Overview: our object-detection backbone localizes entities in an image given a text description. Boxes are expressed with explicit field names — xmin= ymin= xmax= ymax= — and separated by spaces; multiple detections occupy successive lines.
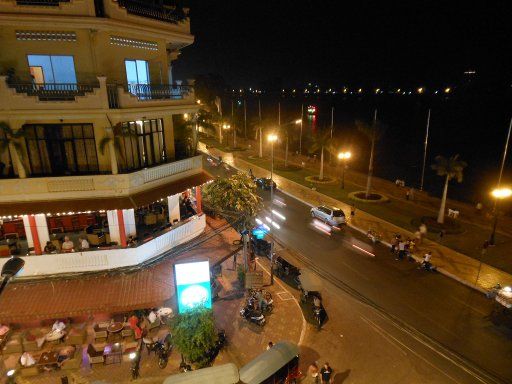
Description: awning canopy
xmin=0 ymin=172 xmax=212 ymax=216
xmin=239 ymin=342 xmax=300 ymax=384
xmin=163 ymin=363 xmax=239 ymax=384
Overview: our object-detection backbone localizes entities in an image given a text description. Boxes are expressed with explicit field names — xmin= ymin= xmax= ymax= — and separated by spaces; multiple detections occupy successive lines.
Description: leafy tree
xmin=431 ymin=154 xmax=467 ymax=224
xmin=0 ymin=122 xmax=27 ymax=178
xmin=98 ymin=120 xmax=137 ymax=174
xmin=203 ymin=172 xmax=262 ymax=231
xmin=356 ymin=111 xmax=384 ymax=198
xmin=170 ymin=306 xmax=218 ymax=368
xmin=309 ymin=131 xmax=333 ymax=180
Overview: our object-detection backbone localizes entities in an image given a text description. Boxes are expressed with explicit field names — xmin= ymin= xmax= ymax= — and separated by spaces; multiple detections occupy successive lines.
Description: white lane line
xmin=360 ymin=315 xmax=464 ymax=384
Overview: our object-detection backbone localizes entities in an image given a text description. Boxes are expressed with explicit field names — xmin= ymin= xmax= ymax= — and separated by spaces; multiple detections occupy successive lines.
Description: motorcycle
xmin=204 ymin=330 xmax=227 ymax=365
xmin=418 ymin=260 xmax=437 ymax=272
xmin=367 ymin=229 xmax=381 ymax=244
xmin=240 ymin=306 xmax=266 ymax=326
xmin=312 ymin=295 xmax=324 ymax=330
xmin=247 ymin=290 xmax=274 ymax=313
xmin=147 ymin=334 xmax=173 ymax=369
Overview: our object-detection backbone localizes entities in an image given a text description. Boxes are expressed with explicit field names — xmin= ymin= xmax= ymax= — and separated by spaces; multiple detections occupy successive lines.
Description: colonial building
xmin=0 ymin=0 xmax=210 ymax=276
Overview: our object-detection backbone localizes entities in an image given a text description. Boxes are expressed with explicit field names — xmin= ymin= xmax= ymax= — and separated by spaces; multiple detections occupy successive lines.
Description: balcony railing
xmin=126 ymin=83 xmax=192 ymax=101
xmin=116 ymin=0 xmax=188 ymax=24
xmin=9 ymin=83 xmax=98 ymax=101
xmin=16 ymin=0 xmax=70 ymax=5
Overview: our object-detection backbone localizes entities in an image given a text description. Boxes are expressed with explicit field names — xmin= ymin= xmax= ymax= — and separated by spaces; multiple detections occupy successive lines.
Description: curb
xmin=255 ymin=258 xmax=308 ymax=347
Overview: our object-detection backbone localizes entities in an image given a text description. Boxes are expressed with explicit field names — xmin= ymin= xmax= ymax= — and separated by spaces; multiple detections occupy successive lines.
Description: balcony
xmin=115 ymin=0 xmax=188 ymax=24
xmin=8 ymin=82 xmax=98 ymax=101
xmin=0 ymin=76 xmax=195 ymax=111
xmin=16 ymin=0 xmax=70 ymax=5
xmin=108 ymin=83 xmax=194 ymax=109
xmin=0 ymin=155 xmax=204 ymax=204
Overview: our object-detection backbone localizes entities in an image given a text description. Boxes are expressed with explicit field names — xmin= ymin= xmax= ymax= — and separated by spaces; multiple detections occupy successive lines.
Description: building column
xmin=107 ymin=209 xmax=131 ymax=247
xmin=123 ymin=209 xmax=137 ymax=239
xmin=168 ymin=194 xmax=180 ymax=224
xmin=35 ymin=214 xmax=50 ymax=251
xmin=23 ymin=215 xmax=41 ymax=255
xmin=195 ymin=186 xmax=202 ymax=214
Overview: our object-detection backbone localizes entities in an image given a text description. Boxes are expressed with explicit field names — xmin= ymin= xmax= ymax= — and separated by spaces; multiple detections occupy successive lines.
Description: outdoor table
xmin=104 ymin=343 xmax=122 ymax=365
xmin=37 ymin=351 xmax=59 ymax=369
xmin=107 ymin=322 xmax=124 ymax=333
xmin=46 ymin=329 xmax=66 ymax=342
xmin=107 ymin=322 xmax=124 ymax=342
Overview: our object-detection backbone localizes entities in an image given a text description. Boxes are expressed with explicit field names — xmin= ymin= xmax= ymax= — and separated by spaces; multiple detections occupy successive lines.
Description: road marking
xmin=360 ymin=315 xmax=408 ymax=356
xmin=360 ymin=315 xmax=464 ymax=384
xmin=449 ymin=296 xmax=488 ymax=316
xmin=351 ymin=244 xmax=376 ymax=257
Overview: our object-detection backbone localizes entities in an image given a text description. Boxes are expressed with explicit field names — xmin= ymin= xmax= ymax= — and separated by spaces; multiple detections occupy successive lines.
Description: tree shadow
xmin=333 ymin=369 xmax=351 ymax=383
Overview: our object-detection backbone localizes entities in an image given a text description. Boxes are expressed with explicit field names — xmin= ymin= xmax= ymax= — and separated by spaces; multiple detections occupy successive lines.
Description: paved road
xmin=259 ymin=188 xmax=512 ymax=383
xmin=204 ymin=157 xmax=512 ymax=383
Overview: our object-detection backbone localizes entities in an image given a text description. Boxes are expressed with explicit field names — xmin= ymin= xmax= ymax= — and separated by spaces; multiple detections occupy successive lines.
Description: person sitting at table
xmin=78 ymin=236 xmax=90 ymax=250
xmin=44 ymin=241 xmax=57 ymax=254
xmin=52 ymin=319 xmax=66 ymax=332
xmin=57 ymin=345 xmax=75 ymax=367
xmin=61 ymin=236 xmax=74 ymax=252
xmin=20 ymin=351 xmax=36 ymax=367
xmin=127 ymin=235 xmax=137 ymax=247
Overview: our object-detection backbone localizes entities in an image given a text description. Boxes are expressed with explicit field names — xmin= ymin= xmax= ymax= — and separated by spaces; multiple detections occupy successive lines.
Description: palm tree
xmin=431 ymin=154 xmax=467 ymax=224
xmin=309 ymin=131 xmax=333 ymax=181
xmin=0 ymin=122 xmax=27 ymax=178
xmin=356 ymin=110 xmax=383 ymax=198
xmin=184 ymin=110 xmax=217 ymax=156
xmin=98 ymin=120 xmax=137 ymax=174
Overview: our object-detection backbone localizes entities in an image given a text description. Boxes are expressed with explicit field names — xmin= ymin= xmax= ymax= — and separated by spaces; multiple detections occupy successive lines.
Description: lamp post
xmin=222 ymin=123 xmax=231 ymax=147
xmin=268 ymin=133 xmax=278 ymax=285
xmin=0 ymin=256 xmax=25 ymax=297
xmin=489 ymin=187 xmax=512 ymax=245
xmin=337 ymin=151 xmax=352 ymax=189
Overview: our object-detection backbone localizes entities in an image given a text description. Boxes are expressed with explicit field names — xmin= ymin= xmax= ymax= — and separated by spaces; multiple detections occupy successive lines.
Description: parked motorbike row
xmin=239 ymin=289 xmax=274 ymax=326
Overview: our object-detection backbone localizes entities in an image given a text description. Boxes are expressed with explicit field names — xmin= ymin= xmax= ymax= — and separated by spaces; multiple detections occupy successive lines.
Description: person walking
xmin=438 ymin=229 xmax=446 ymax=243
xmin=405 ymin=189 xmax=410 ymax=200
xmin=390 ymin=236 xmax=398 ymax=254
xmin=350 ymin=203 xmax=356 ymax=217
xmin=397 ymin=239 xmax=406 ymax=261
xmin=308 ymin=362 xmax=320 ymax=384
xmin=320 ymin=362 xmax=333 ymax=384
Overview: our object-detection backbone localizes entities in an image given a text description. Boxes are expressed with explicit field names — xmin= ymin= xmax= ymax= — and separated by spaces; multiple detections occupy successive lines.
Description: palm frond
xmin=0 ymin=139 xmax=9 ymax=156
xmin=114 ymin=137 xmax=125 ymax=163
xmin=0 ymin=122 xmax=14 ymax=137
xmin=98 ymin=136 xmax=111 ymax=155
xmin=12 ymin=141 xmax=24 ymax=162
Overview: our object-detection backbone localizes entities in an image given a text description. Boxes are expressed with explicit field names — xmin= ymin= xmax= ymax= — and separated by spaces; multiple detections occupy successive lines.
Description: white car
xmin=310 ymin=205 xmax=346 ymax=226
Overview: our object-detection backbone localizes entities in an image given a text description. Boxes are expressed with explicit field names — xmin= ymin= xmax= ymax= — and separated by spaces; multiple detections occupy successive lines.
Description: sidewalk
xmin=203 ymin=143 xmax=512 ymax=292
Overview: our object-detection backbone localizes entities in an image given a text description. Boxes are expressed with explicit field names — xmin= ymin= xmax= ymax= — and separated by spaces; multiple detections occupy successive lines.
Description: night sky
xmin=174 ymin=1 xmax=511 ymax=87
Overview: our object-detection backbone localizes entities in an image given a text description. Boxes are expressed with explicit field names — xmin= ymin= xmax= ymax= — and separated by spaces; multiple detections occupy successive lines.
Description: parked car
xmin=255 ymin=177 xmax=277 ymax=190
xmin=310 ymin=206 xmax=346 ymax=226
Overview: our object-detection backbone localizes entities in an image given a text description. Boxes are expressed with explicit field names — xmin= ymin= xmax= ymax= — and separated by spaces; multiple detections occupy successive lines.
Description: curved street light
xmin=0 ymin=256 xmax=25 ymax=297
xmin=489 ymin=187 xmax=512 ymax=245
xmin=337 ymin=151 xmax=352 ymax=189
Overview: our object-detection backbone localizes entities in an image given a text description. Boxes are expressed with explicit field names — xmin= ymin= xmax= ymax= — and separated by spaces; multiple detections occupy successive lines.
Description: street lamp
xmin=489 ymin=187 xmax=512 ymax=245
xmin=0 ymin=256 xmax=25 ymax=297
xmin=222 ymin=123 xmax=231 ymax=147
xmin=295 ymin=119 xmax=303 ymax=156
xmin=267 ymin=133 xmax=278 ymax=285
xmin=337 ymin=151 xmax=352 ymax=189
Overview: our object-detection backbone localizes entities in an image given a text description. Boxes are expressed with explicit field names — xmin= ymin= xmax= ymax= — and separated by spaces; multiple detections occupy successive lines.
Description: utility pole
xmin=231 ymin=99 xmax=236 ymax=148
xmin=244 ymin=99 xmax=247 ymax=139
xmin=329 ymin=106 xmax=334 ymax=163
xmin=258 ymin=98 xmax=263 ymax=158
xmin=420 ymin=109 xmax=431 ymax=191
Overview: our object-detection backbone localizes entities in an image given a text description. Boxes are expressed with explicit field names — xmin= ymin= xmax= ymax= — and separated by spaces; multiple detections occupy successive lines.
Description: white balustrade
xmin=1 ymin=214 xmax=206 ymax=278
